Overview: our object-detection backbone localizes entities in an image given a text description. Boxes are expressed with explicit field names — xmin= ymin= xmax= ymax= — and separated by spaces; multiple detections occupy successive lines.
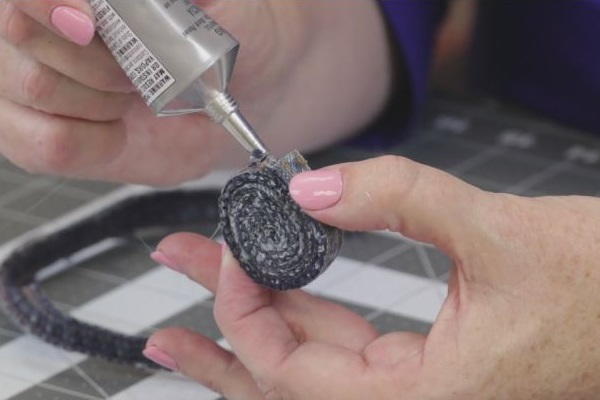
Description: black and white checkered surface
xmin=0 ymin=96 xmax=599 ymax=399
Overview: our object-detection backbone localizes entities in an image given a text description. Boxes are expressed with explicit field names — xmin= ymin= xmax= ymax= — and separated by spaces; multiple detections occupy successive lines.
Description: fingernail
xmin=289 ymin=169 xmax=343 ymax=211
xmin=50 ymin=6 xmax=95 ymax=46
xmin=143 ymin=345 xmax=179 ymax=371
xmin=151 ymin=251 xmax=183 ymax=273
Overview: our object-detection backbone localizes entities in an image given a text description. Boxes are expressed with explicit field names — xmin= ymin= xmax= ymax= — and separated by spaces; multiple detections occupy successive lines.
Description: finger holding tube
xmin=6 ymin=0 xmax=95 ymax=46
xmin=0 ymin=38 xmax=134 ymax=121
xmin=0 ymin=1 xmax=133 ymax=93
xmin=0 ymin=97 xmax=125 ymax=176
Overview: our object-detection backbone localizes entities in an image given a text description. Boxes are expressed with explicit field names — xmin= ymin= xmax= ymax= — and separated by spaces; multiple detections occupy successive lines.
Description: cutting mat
xmin=0 ymin=95 xmax=598 ymax=400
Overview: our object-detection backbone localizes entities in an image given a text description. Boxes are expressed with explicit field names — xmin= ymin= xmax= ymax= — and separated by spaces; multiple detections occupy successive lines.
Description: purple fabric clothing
xmin=378 ymin=0 xmax=446 ymax=118
xmin=349 ymin=0 xmax=445 ymax=148
xmin=353 ymin=0 xmax=600 ymax=147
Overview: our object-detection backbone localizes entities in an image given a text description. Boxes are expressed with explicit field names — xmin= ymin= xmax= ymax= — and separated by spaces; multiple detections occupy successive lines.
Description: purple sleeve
xmin=380 ymin=0 xmax=445 ymax=116
xmin=349 ymin=0 xmax=446 ymax=148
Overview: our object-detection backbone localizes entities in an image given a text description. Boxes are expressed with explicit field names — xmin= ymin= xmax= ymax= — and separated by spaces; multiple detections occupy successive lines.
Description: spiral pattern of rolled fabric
xmin=219 ymin=151 xmax=343 ymax=290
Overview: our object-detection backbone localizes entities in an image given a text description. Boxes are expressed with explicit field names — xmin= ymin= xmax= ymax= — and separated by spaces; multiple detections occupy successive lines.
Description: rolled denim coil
xmin=219 ymin=151 xmax=343 ymax=290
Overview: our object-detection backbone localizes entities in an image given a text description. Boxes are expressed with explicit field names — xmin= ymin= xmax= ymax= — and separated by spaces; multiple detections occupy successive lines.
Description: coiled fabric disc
xmin=219 ymin=151 xmax=343 ymax=290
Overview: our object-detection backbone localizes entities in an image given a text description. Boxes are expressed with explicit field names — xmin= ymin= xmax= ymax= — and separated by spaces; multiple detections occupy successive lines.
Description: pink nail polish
xmin=151 ymin=251 xmax=183 ymax=273
xmin=50 ymin=6 xmax=95 ymax=46
xmin=289 ymin=169 xmax=343 ymax=211
xmin=143 ymin=345 xmax=179 ymax=371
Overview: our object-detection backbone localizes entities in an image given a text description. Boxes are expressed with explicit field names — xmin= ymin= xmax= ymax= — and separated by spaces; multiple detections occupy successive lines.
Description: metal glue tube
xmin=89 ymin=0 xmax=268 ymax=156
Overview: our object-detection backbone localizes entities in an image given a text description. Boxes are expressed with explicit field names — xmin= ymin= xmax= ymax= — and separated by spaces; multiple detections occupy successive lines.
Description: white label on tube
xmin=90 ymin=0 xmax=176 ymax=105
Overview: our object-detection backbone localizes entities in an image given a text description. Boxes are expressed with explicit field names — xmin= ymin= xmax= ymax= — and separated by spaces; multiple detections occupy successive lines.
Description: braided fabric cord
xmin=220 ymin=151 xmax=343 ymax=290
xmin=0 ymin=151 xmax=342 ymax=367
xmin=0 ymin=190 xmax=220 ymax=369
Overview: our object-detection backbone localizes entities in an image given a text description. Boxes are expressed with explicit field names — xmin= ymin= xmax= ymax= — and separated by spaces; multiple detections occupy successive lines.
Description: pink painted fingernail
xmin=289 ymin=169 xmax=343 ymax=211
xmin=151 ymin=251 xmax=183 ymax=273
xmin=50 ymin=6 xmax=95 ymax=46
xmin=143 ymin=345 xmax=179 ymax=371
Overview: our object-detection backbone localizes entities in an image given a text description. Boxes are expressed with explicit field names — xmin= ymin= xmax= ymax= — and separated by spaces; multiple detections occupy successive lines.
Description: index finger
xmin=11 ymin=0 xmax=95 ymax=46
xmin=213 ymin=245 xmax=300 ymax=378
xmin=214 ymin=246 xmax=378 ymax=399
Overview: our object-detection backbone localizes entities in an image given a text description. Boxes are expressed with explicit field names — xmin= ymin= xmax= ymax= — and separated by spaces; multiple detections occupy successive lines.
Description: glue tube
xmin=90 ymin=0 xmax=268 ymax=156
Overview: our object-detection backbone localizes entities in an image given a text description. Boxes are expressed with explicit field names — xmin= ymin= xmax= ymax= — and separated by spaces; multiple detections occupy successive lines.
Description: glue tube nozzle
xmin=205 ymin=92 xmax=269 ymax=157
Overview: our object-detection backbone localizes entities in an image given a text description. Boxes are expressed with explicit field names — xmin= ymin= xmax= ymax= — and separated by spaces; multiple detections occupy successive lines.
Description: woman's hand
xmin=147 ymin=235 xmax=384 ymax=399
xmin=146 ymin=155 xmax=600 ymax=399
xmin=0 ymin=0 xmax=391 ymax=185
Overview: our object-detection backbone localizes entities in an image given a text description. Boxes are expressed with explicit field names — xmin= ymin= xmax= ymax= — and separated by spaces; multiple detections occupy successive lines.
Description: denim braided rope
xmin=0 ymin=151 xmax=342 ymax=368
xmin=220 ymin=151 xmax=343 ymax=290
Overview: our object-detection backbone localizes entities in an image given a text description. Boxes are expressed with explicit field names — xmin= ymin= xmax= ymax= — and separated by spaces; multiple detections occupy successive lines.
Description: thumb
xmin=290 ymin=155 xmax=491 ymax=253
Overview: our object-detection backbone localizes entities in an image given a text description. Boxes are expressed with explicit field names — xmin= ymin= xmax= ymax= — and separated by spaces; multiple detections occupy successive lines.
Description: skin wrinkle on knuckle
xmin=34 ymin=120 xmax=78 ymax=174
xmin=374 ymin=155 xmax=420 ymax=231
xmin=0 ymin=3 xmax=31 ymax=46
xmin=21 ymin=61 xmax=60 ymax=107
xmin=215 ymin=285 xmax=271 ymax=327
xmin=287 ymin=321 xmax=307 ymax=345
xmin=227 ymin=307 xmax=270 ymax=339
